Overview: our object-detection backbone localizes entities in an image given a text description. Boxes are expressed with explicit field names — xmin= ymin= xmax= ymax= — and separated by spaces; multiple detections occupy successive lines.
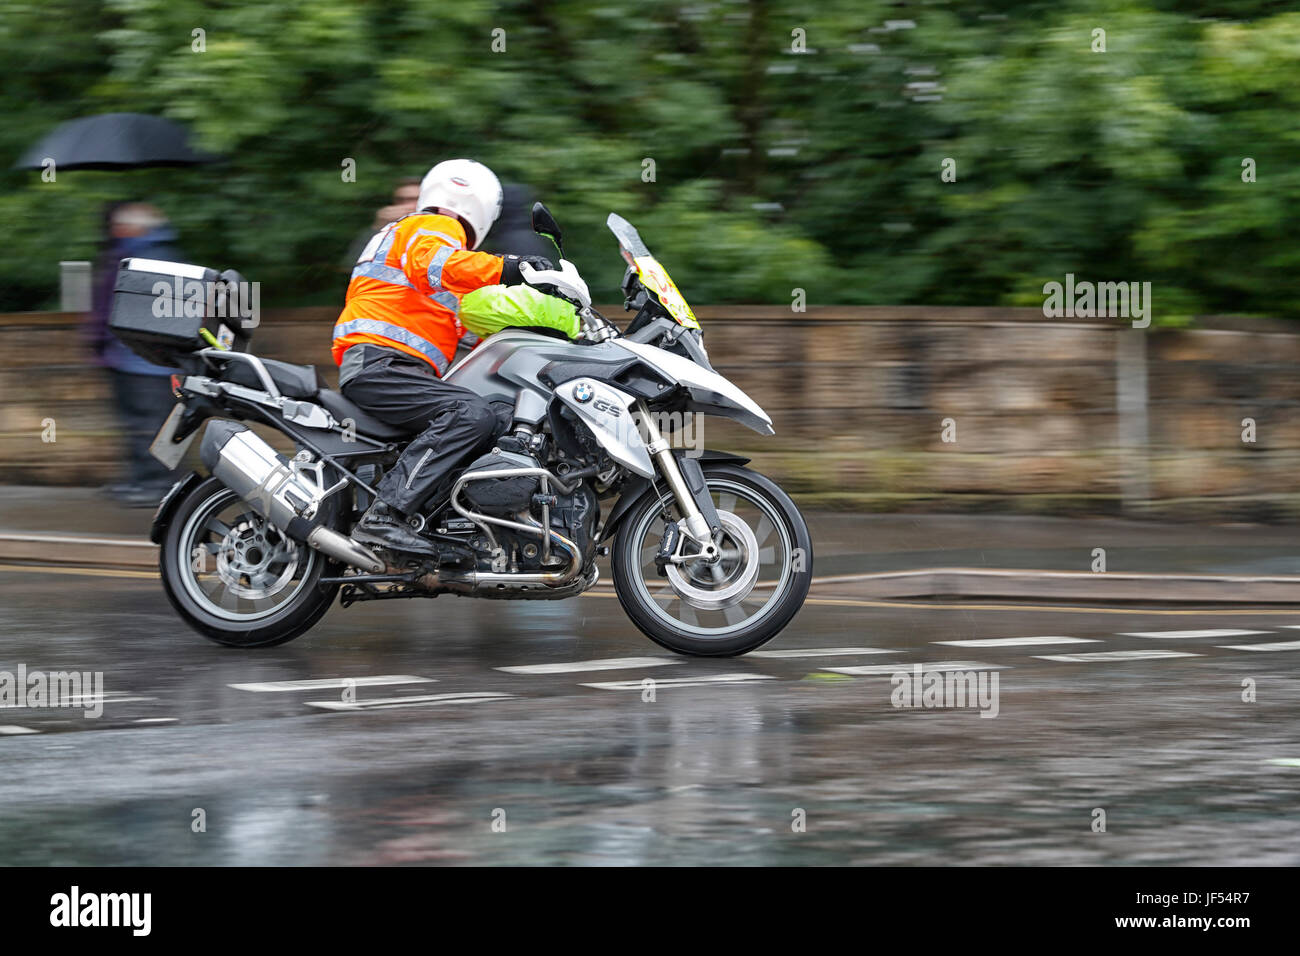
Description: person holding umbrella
xmin=85 ymin=202 xmax=184 ymax=505
xmin=16 ymin=113 xmax=213 ymax=505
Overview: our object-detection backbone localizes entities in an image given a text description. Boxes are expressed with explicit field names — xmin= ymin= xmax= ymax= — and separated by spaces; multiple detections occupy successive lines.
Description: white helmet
xmin=417 ymin=159 xmax=503 ymax=249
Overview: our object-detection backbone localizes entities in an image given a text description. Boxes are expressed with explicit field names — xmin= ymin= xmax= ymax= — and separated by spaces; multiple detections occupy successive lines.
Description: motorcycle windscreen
xmin=607 ymin=213 xmax=700 ymax=330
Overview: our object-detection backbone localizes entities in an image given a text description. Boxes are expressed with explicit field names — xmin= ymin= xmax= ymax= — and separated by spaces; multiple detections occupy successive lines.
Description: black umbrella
xmin=13 ymin=112 xmax=215 ymax=171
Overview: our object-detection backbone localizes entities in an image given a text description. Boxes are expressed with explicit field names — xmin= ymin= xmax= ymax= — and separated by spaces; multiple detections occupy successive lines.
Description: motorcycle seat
xmin=315 ymin=388 xmax=413 ymax=441
xmin=221 ymin=356 xmax=323 ymax=399
xmin=215 ymin=355 xmax=411 ymax=441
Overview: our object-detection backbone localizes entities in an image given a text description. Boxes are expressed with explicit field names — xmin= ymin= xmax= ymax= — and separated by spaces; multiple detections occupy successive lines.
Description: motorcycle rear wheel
xmin=159 ymin=476 xmax=340 ymax=647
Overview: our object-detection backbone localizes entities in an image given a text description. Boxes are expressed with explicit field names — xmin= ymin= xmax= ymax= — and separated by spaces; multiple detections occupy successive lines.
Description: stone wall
xmin=2 ymin=305 xmax=1297 ymax=519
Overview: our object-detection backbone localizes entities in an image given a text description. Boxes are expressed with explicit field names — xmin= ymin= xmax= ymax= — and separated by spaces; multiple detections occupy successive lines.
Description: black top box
xmin=109 ymin=258 xmax=254 ymax=367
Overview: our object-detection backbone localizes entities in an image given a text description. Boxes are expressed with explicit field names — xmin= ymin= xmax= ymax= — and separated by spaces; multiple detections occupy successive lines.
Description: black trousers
xmin=109 ymin=370 xmax=179 ymax=488
xmin=341 ymin=347 xmax=500 ymax=514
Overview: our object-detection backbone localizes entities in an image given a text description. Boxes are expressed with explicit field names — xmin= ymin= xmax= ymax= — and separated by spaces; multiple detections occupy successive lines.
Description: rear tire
xmin=611 ymin=463 xmax=812 ymax=657
xmin=159 ymin=476 xmax=341 ymax=647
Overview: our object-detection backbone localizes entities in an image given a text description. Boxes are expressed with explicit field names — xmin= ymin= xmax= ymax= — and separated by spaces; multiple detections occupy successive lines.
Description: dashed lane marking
xmin=826 ymin=660 xmax=1004 ymax=676
xmin=496 ymin=657 xmax=674 ymax=675
xmin=932 ymin=636 xmax=1101 ymax=648
xmin=1034 ymin=650 xmax=1201 ymax=662
xmin=1216 ymin=640 xmax=1300 ymax=652
xmin=581 ymin=674 xmax=774 ymax=690
xmin=306 ymin=692 xmax=515 ymax=711
xmin=1118 ymin=629 xmax=1271 ymax=640
xmin=0 ymin=725 xmax=39 ymax=735
xmin=749 ymin=647 xmax=894 ymax=658
xmin=229 ymin=676 xmax=434 ymax=693
xmin=133 ymin=718 xmax=178 ymax=724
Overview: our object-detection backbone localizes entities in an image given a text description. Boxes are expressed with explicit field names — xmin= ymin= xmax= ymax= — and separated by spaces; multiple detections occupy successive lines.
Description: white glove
xmin=519 ymin=258 xmax=592 ymax=309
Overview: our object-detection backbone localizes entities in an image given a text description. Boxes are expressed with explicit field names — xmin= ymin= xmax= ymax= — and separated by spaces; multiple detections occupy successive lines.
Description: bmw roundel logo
xmin=572 ymin=382 xmax=594 ymax=403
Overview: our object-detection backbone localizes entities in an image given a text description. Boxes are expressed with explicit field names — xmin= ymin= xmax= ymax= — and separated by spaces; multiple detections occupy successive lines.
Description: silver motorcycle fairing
xmin=443 ymin=329 xmax=632 ymax=405
xmin=442 ymin=328 xmax=768 ymax=477
xmin=554 ymin=378 xmax=654 ymax=478
xmin=615 ymin=339 xmax=774 ymax=436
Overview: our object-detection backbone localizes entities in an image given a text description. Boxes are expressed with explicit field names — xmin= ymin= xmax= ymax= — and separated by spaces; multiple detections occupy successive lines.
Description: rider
xmin=333 ymin=159 xmax=552 ymax=555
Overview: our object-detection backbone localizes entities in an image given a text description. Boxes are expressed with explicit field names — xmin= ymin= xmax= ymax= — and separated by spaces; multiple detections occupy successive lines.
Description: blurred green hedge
xmin=2 ymin=0 xmax=1297 ymax=323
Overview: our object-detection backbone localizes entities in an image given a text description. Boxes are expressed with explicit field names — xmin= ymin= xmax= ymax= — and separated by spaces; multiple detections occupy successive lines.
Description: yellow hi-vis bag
xmin=459 ymin=284 xmax=580 ymax=341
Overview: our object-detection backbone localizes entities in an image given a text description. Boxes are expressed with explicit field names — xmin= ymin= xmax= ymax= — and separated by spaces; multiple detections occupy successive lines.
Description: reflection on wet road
xmin=1 ymin=569 xmax=1298 ymax=865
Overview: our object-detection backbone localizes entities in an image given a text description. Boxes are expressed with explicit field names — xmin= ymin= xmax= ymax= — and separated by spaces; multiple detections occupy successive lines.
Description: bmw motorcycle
xmin=131 ymin=205 xmax=812 ymax=656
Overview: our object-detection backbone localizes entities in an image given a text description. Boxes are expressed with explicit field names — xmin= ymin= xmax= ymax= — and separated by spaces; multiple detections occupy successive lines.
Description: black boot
xmin=350 ymin=501 xmax=438 ymax=556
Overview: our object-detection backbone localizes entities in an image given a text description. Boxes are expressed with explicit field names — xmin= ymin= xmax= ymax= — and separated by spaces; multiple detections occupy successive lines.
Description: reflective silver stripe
xmin=406 ymin=228 xmax=463 ymax=251
xmin=333 ymin=319 xmax=450 ymax=375
xmin=431 ymin=290 xmax=459 ymax=313
xmin=375 ymin=227 xmax=398 ymax=259
xmin=405 ymin=449 xmax=434 ymax=490
xmin=350 ymin=259 xmax=415 ymax=289
xmin=427 ymin=245 xmax=455 ymax=289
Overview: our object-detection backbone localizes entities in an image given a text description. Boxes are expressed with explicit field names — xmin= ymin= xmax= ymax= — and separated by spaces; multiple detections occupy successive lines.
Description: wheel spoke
xmin=723 ymin=604 xmax=748 ymax=626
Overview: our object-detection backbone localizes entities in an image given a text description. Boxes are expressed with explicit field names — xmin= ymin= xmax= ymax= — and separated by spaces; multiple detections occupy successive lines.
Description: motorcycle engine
xmin=455 ymin=444 xmax=600 ymax=572
xmin=460 ymin=448 xmax=539 ymax=513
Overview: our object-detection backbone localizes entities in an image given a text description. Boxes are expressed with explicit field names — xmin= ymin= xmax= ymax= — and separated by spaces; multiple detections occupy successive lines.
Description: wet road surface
xmin=1 ymin=566 xmax=1298 ymax=865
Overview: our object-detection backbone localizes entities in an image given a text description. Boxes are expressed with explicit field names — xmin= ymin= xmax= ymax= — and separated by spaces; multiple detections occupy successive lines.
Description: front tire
xmin=611 ymin=463 xmax=812 ymax=656
xmin=159 ymin=476 xmax=340 ymax=647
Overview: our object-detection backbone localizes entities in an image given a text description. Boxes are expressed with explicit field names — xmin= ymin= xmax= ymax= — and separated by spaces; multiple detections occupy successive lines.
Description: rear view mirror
xmin=531 ymin=202 xmax=563 ymax=257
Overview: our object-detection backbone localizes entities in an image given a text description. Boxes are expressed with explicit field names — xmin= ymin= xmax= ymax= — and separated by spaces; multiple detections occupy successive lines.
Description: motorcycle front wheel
xmin=611 ymin=463 xmax=813 ymax=657
xmin=159 ymin=476 xmax=340 ymax=647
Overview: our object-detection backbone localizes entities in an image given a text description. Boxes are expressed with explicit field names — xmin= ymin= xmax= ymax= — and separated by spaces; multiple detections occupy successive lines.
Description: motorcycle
xmin=118 ymin=204 xmax=812 ymax=656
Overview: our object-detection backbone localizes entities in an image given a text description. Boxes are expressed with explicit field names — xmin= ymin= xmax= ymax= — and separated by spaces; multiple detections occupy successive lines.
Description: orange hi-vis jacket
xmin=332 ymin=213 xmax=505 ymax=376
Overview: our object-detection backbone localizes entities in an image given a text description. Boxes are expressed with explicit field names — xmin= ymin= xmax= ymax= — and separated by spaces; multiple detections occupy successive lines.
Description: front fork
xmin=634 ymin=400 xmax=719 ymax=563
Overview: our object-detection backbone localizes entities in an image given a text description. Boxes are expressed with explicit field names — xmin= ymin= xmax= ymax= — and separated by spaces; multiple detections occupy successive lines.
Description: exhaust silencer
xmin=200 ymin=420 xmax=383 ymax=572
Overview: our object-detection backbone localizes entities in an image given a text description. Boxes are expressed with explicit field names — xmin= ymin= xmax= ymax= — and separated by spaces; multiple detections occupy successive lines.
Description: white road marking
xmin=826 ymin=660 xmax=1004 ymax=676
xmin=61 ymin=694 xmax=154 ymax=705
xmin=749 ymin=647 xmax=894 ymax=658
xmin=4 ymin=694 xmax=155 ymax=710
xmin=1118 ymin=629 xmax=1270 ymax=640
xmin=0 ymin=725 xmax=39 ymax=735
xmin=496 ymin=657 xmax=674 ymax=675
xmin=133 ymin=718 xmax=178 ymax=724
xmin=1216 ymin=640 xmax=1300 ymax=652
xmin=581 ymin=674 xmax=775 ymax=690
xmin=933 ymin=636 xmax=1101 ymax=648
xmin=230 ymin=676 xmax=435 ymax=692
xmin=1034 ymin=650 xmax=1200 ymax=662
xmin=306 ymin=692 xmax=514 ymax=711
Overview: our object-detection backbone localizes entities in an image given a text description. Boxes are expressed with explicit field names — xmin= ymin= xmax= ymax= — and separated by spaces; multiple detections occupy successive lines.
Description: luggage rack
xmin=197 ymin=348 xmax=281 ymax=399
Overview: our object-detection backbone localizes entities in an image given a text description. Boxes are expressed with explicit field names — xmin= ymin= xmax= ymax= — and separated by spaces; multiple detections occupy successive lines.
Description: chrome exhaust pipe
xmin=199 ymin=420 xmax=383 ymax=573
xmin=433 ymin=519 xmax=583 ymax=594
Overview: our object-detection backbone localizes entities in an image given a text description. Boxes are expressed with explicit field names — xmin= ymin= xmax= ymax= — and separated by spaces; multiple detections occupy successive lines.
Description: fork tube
xmin=635 ymin=400 xmax=713 ymax=548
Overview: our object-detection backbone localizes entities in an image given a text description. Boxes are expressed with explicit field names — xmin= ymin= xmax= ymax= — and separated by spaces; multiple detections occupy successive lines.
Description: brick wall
xmin=2 ymin=305 xmax=1297 ymax=519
